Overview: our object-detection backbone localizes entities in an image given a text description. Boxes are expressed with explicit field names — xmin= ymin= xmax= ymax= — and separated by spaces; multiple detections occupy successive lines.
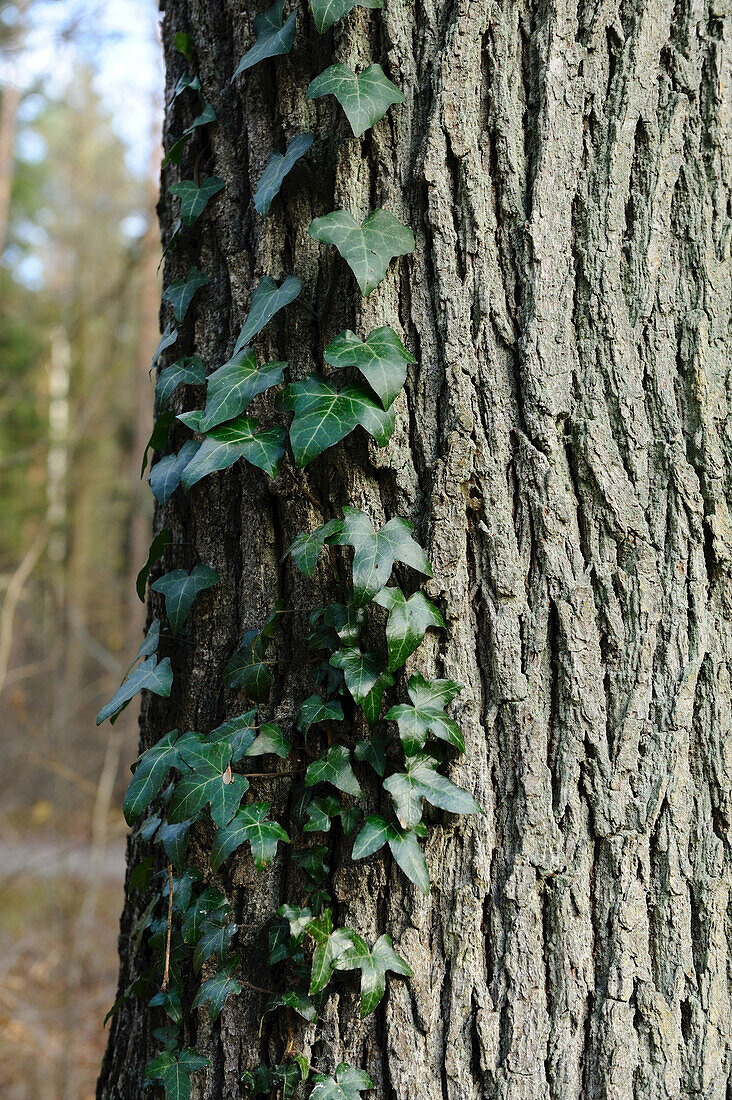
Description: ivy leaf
xmin=352 ymin=814 xmax=393 ymax=859
xmin=384 ymin=670 xmax=463 ymax=754
xmin=308 ymin=0 xmax=382 ymax=33
xmin=211 ymin=802 xmax=289 ymax=871
xmin=151 ymin=323 xmax=179 ymax=369
xmin=224 ymin=632 xmax=273 ymax=702
xmin=152 ymin=564 xmax=219 ymax=635
xmin=307 ymin=912 xmax=355 ymax=993
xmin=335 ymin=932 xmax=411 ymax=1017
xmin=233 ymin=275 xmax=301 ymax=354
xmin=298 ymin=693 xmax=344 ymax=733
xmin=181 ymin=887 xmax=230 ymax=944
xmin=245 ymin=722 xmax=291 ymax=758
xmin=329 ymin=647 xmax=393 ymax=724
xmin=387 ymin=823 xmax=429 ymax=895
xmin=354 ymin=730 xmax=387 ymax=777
xmin=285 ymin=518 xmax=344 ymax=576
xmin=163 ymin=104 xmax=217 ymax=167
xmin=208 ymin=711 xmax=258 ymax=761
xmin=284 ymin=376 xmax=395 ymax=466
xmin=173 ymin=72 xmax=200 ymax=99
xmin=177 ymin=409 xmax=203 ymax=430
xmin=169 ymin=739 xmax=249 ymax=827
xmin=144 ymin=1048 xmax=210 ymax=1100
xmin=232 ymin=0 xmax=296 ymax=79
xmin=335 ymin=507 xmax=432 ymax=606
xmin=97 ymin=656 xmax=173 ymax=726
xmin=136 ymin=530 xmax=171 ymax=601
xmin=373 ymin=588 xmax=444 ymax=671
xmin=156 ymin=357 xmax=205 ymax=406
xmin=174 ymin=32 xmax=194 ymax=62
xmin=163 ymin=267 xmax=210 ymax=322
xmin=265 ymin=990 xmax=318 ymax=1022
xmin=324 ymin=326 xmax=413 ymax=409
xmin=311 ymin=1066 xmax=374 ymax=1100
xmin=304 ymin=793 xmax=340 ymax=833
xmin=199 ymin=349 xmax=285 ymax=431
xmin=141 ymin=410 xmax=174 ymax=476
xmin=305 ymin=744 xmax=361 ymax=796
xmin=180 ymin=419 xmax=286 ymax=488
xmin=169 ymin=176 xmax=225 ymax=226
xmin=254 ymin=131 xmax=314 ymax=216
xmin=193 ymin=914 xmax=237 ymax=971
xmin=192 ymin=957 xmax=242 ymax=1021
xmin=123 ymin=729 xmax=181 ymax=823
xmin=383 ymin=753 xmax=481 ymax=828
xmin=157 ymin=819 xmax=192 ymax=870
xmin=242 ymin=1062 xmax=305 ymax=1098
xmin=307 ymin=63 xmax=403 ymax=138
xmin=308 ymin=208 xmax=415 ymax=296
xmin=149 ymin=440 xmax=200 ymax=505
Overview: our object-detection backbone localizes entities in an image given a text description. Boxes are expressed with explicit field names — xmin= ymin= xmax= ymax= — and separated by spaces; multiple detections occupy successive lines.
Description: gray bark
xmin=99 ymin=1 xmax=732 ymax=1097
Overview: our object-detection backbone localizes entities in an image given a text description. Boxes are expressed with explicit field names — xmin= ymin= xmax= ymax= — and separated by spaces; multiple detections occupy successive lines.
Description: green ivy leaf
xmin=174 ymin=32 xmax=194 ymax=62
xmin=308 ymin=208 xmax=414 ymax=296
xmin=307 ymin=911 xmax=355 ymax=993
xmin=245 ymin=722 xmax=291 ymax=758
xmin=383 ymin=753 xmax=480 ymax=828
xmin=298 ymin=693 xmax=344 ymax=733
xmin=241 ymin=1062 xmax=305 ymax=1098
xmin=149 ymin=986 xmax=182 ymax=1024
xmin=199 ymin=350 xmax=285 ymax=431
xmin=177 ymin=409 xmax=203 ymax=430
xmin=173 ymin=72 xmax=201 ymax=99
xmin=353 ymin=816 xmax=429 ymax=894
xmin=192 ymin=914 xmax=237 ymax=971
xmin=373 ymin=588 xmax=444 ymax=671
xmin=141 ymin=410 xmax=174 ymax=476
xmin=192 ymin=957 xmax=242 ymax=1021
xmin=131 ymin=619 xmax=161 ymax=664
xmin=224 ymin=632 xmax=273 ymax=702
xmin=152 ymin=564 xmax=219 ymax=635
xmin=181 ymin=887 xmax=230 ymax=944
xmin=234 ymin=275 xmax=301 ymax=354
xmin=265 ymin=990 xmax=318 ymax=1022
xmin=123 ymin=729 xmax=181 ymax=823
xmin=354 ymin=730 xmax=387 ymax=777
xmin=308 ymin=0 xmax=382 ymax=33
xmin=254 ymin=132 xmax=314 ymax=216
xmin=151 ymin=322 xmax=179 ymax=369
xmin=156 ymin=356 xmax=205 ymax=406
xmin=352 ymin=814 xmax=392 ymax=859
xmin=207 ymin=711 xmax=258 ymax=761
xmin=136 ymin=530 xmax=171 ymax=601
xmin=97 ymin=656 xmax=173 ymax=726
xmin=305 ymin=744 xmax=361 ymax=796
xmin=169 ymin=176 xmax=225 ymax=226
xmin=163 ymin=104 xmax=217 ymax=167
xmin=157 ymin=819 xmax=193 ymax=870
xmin=144 ymin=1049 xmax=209 ymax=1100
xmin=307 ymin=63 xmax=403 ymax=137
xmin=284 ymin=376 xmax=395 ymax=466
xmin=180 ymin=419 xmax=286 ymax=487
xmin=310 ymin=1064 xmax=374 ymax=1100
xmin=335 ymin=507 xmax=432 ymax=606
xmin=384 ymin=670 xmax=463 ymax=753
xmin=211 ymin=803 xmax=289 ymax=871
xmin=169 ymin=739 xmax=249 ymax=827
xmin=294 ymin=844 xmax=329 ymax=885
xmin=304 ymin=793 xmax=340 ymax=833
xmin=149 ymin=440 xmax=200 ymax=505
xmin=285 ymin=518 xmax=343 ymax=576
xmin=329 ymin=647 xmax=393 ymax=724
xmin=163 ymin=267 xmax=210 ymax=322
xmin=335 ymin=932 xmax=411 ymax=1017
xmin=324 ymin=326 xmax=413 ymax=409
xmin=232 ymin=0 xmax=296 ymax=79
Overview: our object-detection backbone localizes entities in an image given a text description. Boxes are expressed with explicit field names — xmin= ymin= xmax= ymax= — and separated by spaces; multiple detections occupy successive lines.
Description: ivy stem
xmin=161 ymin=863 xmax=174 ymax=992
xmin=239 ymin=769 xmax=303 ymax=779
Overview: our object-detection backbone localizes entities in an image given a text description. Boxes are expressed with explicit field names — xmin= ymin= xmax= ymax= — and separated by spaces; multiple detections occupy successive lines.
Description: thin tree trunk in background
xmin=0 ymin=80 xmax=20 ymax=255
xmin=99 ymin=2 xmax=732 ymax=1097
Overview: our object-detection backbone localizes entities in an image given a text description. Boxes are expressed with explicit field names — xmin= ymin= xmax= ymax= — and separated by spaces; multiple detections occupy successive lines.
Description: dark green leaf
xmin=305 ymin=744 xmax=361 ymax=796
xmin=308 ymin=208 xmax=414 ymax=296
xmin=308 ymin=0 xmax=382 ymax=33
xmin=151 ymin=322 xmax=178 ymax=369
xmin=224 ymin=633 xmax=272 ymax=702
xmin=170 ymin=737 xmax=249 ymax=826
xmin=233 ymin=275 xmax=301 ymax=353
xmin=254 ymin=132 xmax=314 ymax=216
xmin=245 ymin=722 xmax=291 ymax=758
xmin=383 ymin=753 xmax=481 ymax=828
xmin=163 ymin=267 xmax=210 ymax=322
xmin=97 ymin=656 xmax=173 ymax=726
xmin=232 ymin=0 xmax=296 ymax=79
xmin=335 ymin=932 xmax=411 ymax=1017
xmin=180 ymin=418 xmax=286 ymax=487
xmin=335 ymin=506 xmax=432 ymax=606
xmin=149 ymin=986 xmax=183 ymax=1024
xmin=123 ymin=729 xmax=180 ymax=823
xmin=193 ymin=916 xmax=237 ymax=971
xmin=181 ymin=887 xmax=229 ymax=944
xmin=174 ymin=32 xmax=194 ymax=62
xmin=298 ymin=693 xmax=344 ymax=733
xmin=173 ymin=72 xmax=201 ymax=99
xmin=310 ymin=1063 xmax=374 ymax=1100
xmin=192 ymin=957 xmax=242 ymax=1021
xmin=155 ymin=357 xmax=205 ymax=405
xmin=266 ymin=990 xmax=317 ymax=1022
xmin=354 ymin=729 xmax=387 ymax=776
xmin=285 ymin=518 xmax=344 ymax=576
xmin=141 ymin=411 xmax=175 ymax=476
xmin=137 ymin=532 xmax=172 ymax=602
xmin=285 ymin=376 xmax=395 ymax=466
xmin=163 ymin=105 xmax=217 ymax=167
xmin=352 ymin=814 xmax=392 ymax=859
xmin=157 ymin=819 xmax=192 ymax=870
xmin=384 ymin=670 xmax=463 ymax=753
xmin=374 ymin=588 xmax=444 ymax=671
xmin=208 ymin=710 xmax=258 ymax=761
xmin=149 ymin=440 xmax=200 ymax=505
xmin=307 ymin=912 xmax=355 ymax=993
xmin=177 ymin=409 xmax=203 ymax=431
xmin=329 ymin=646 xmax=393 ymax=724
xmin=324 ymin=325 xmax=413 ymax=409
xmin=199 ymin=349 xmax=285 ymax=431
xmin=304 ymin=793 xmax=340 ymax=833
xmin=169 ymin=176 xmax=225 ymax=226
xmin=144 ymin=1048 xmax=210 ymax=1100
xmin=152 ymin=564 xmax=219 ymax=635
xmin=211 ymin=803 xmax=289 ymax=871
xmin=307 ymin=63 xmax=403 ymax=137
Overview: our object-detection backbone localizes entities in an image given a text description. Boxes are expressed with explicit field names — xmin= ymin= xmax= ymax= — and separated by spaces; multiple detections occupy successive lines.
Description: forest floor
xmin=0 ymin=830 xmax=126 ymax=1100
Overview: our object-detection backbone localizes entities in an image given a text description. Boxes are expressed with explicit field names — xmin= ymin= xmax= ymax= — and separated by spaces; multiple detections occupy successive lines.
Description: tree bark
xmin=99 ymin=1 xmax=732 ymax=1097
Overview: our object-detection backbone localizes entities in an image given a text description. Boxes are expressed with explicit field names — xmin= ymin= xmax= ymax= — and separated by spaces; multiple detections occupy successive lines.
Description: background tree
xmin=99 ymin=1 xmax=732 ymax=1098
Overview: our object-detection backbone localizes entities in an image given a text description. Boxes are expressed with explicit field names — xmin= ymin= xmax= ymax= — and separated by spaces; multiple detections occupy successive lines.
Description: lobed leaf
xmin=308 ymin=208 xmax=414 ymax=296
xmin=169 ymin=176 xmax=225 ymax=226
xmin=305 ymin=744 xmax=361 ymax=796
xmin=163 ymin=267 xmax=210 ymax=322
xmin=149 ymin=440 xmax=200 ymax=505
xmin=324 ymin=325 xmax=413 ymax=409
xmin=373 ymin=587 xmax=444 ymax=671
xmin=335 ymin=506 xmax=432 ymax=606
xmin=155 ymin=356 xmax=205 ymax=405
xmin=233 ymin=275 xmax=301 ymax=354
xmin=97 ymin=656 xmax=173 ymax=726
xmin=232 ymin=0 xmax=296 ymax=79
xmin=180 ymin=419 xmax=286 ymax=487
xmin=284 ymin=376 xmax=395 ymax=466
xmin=198 ymin=349 xmax=285 ymax=431
xmin=307 ymin=63 xmax=403 ymax=137
xmin=211 ymin=803 xmax=289 ymax=871
xmin=151 ymin=564 xmax=219 ymax=635
xmin=308 ymin=0 xmax=382 ymax=33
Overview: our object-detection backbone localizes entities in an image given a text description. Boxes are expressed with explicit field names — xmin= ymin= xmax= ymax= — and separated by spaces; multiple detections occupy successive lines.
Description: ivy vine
xmin=101 ymin=4 xmax=480 ymax=1098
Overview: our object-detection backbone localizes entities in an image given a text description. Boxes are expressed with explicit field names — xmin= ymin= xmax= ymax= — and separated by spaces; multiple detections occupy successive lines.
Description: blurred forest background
xmin=0 ymin=0 xmax=162 ymax=1095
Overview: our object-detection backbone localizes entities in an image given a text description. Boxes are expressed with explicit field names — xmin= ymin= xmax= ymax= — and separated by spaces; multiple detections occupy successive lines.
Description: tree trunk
xmin=99 ymin=1 xmax=732 ymax=1097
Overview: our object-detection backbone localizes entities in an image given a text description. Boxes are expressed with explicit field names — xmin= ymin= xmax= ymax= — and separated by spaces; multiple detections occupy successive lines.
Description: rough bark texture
xmin=99 ymin=0 xmax=732 ymax=1097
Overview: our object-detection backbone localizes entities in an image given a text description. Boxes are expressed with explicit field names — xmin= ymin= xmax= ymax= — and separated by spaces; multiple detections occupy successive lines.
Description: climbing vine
xmin=100 ymin=3 xmax=480 ymax=1097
